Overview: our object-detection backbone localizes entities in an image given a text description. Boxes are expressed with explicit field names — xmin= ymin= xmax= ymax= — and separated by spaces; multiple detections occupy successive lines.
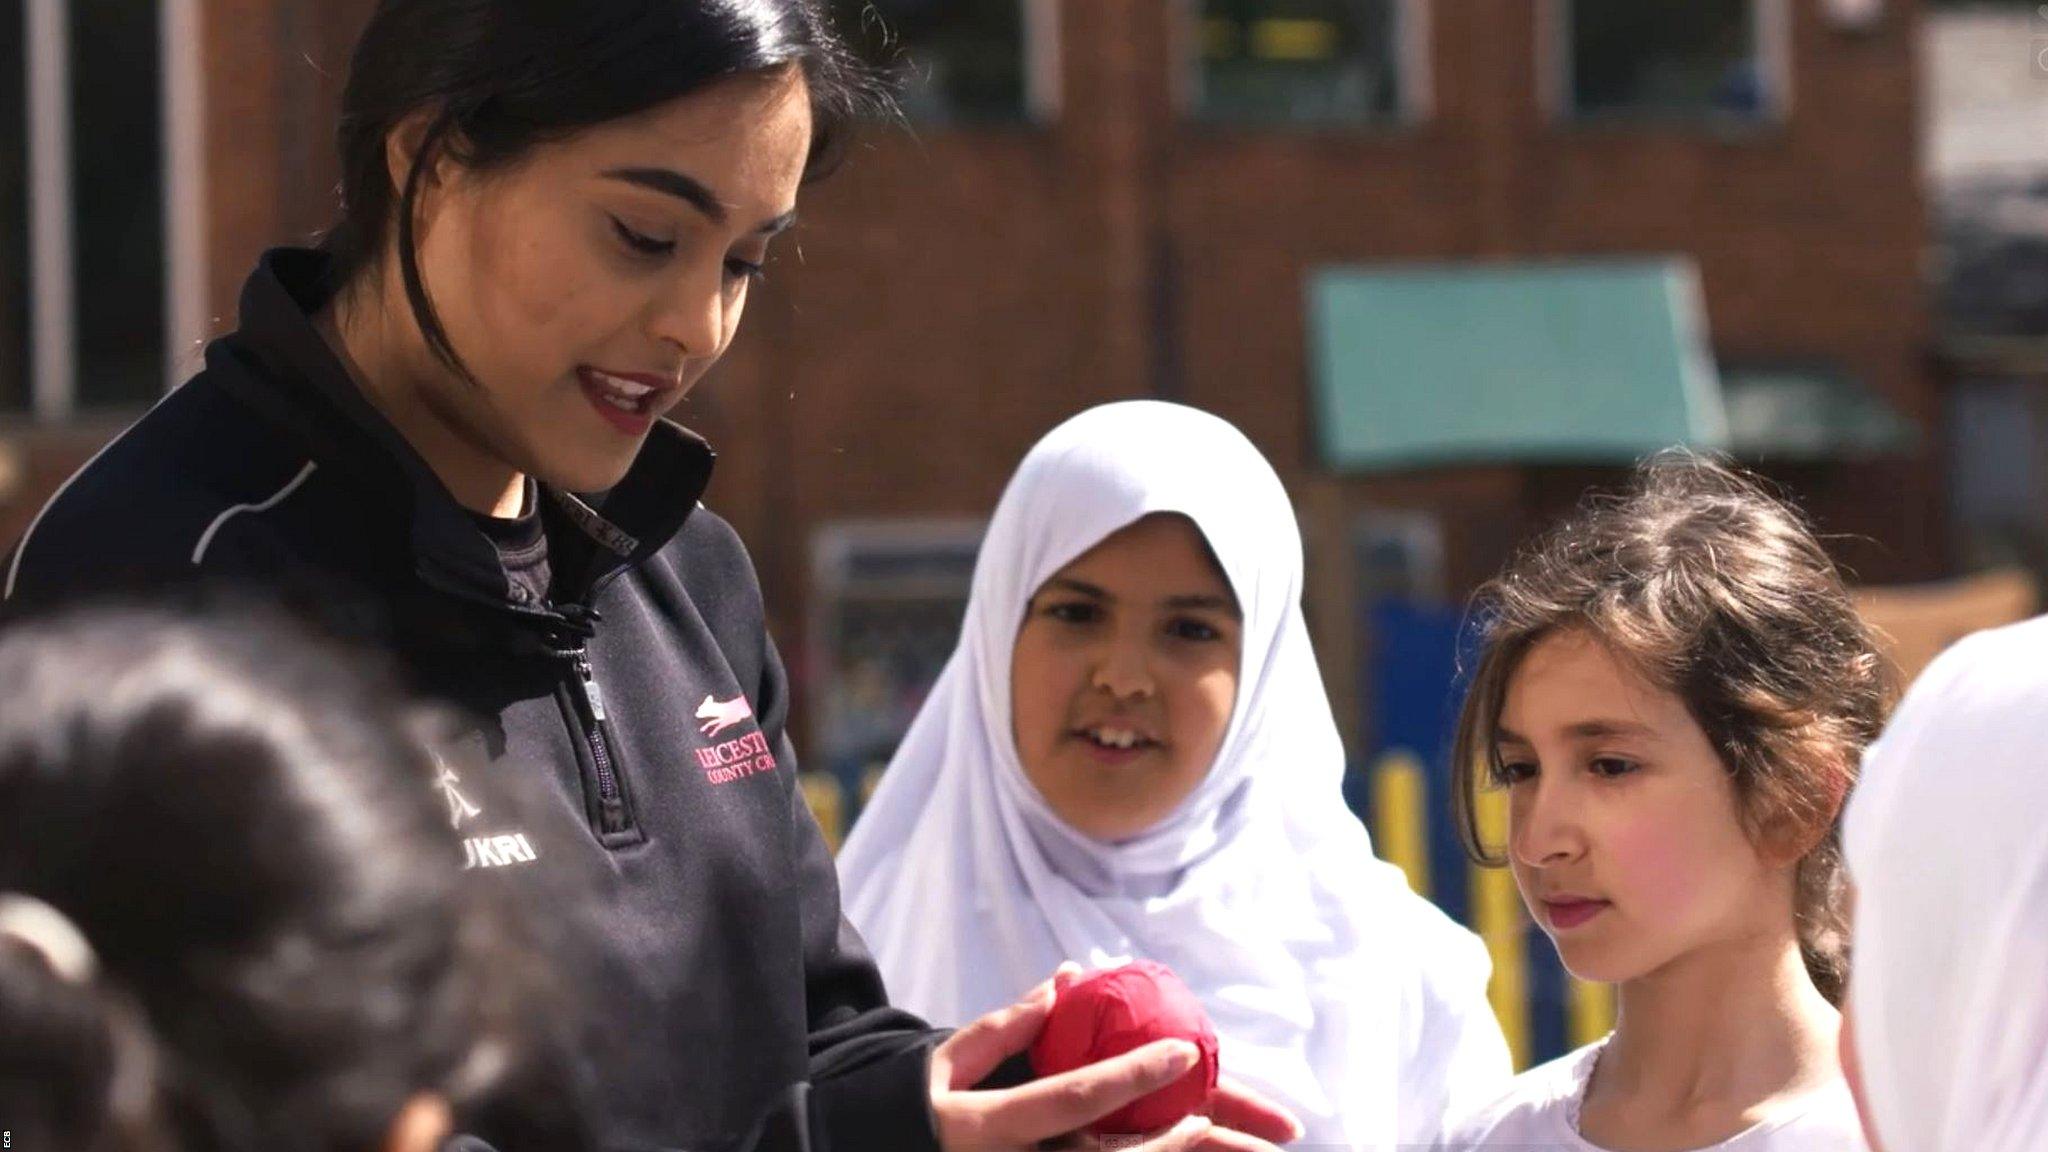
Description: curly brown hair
xmin=1450 ymin=452 xmax=1895 ymax=1002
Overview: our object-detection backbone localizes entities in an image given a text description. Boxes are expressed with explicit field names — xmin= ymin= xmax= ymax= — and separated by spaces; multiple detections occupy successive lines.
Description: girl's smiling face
xmin=1009 ymin=514 xmax=1242 ymax=842
xmin=1495 ymin=628 xmax=1795 ymax=983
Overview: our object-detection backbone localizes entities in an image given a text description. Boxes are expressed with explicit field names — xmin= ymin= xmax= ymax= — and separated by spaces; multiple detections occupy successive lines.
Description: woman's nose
xmin=1510 ymin=774 xmax=1586 ymax=869
xmin=647 ymin=260 xmax=729 ymax=362
xmin=1089 ymin=637 xmax=1155 ymax=701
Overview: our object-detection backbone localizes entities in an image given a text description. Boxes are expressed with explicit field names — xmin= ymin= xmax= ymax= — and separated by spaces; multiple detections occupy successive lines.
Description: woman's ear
xmin=1756 ymin=808 xmax=1828 ymax=870
xmin=1756 ymin=751 xmax=1854 ymax=869
xmin=383 ymin=1093 xmax=453 ymax=1152
xmin=384 ymin=108 xmax=450 ymax=207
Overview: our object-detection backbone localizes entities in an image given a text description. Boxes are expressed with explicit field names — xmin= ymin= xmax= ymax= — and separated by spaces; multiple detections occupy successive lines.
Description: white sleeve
xmin=1397 ymin=909 xmax=1515 ymax=1149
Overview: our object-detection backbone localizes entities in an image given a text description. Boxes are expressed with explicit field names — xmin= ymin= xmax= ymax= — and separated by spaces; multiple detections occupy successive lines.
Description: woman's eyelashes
xmin=607 ymin=215 xmax=769 ymax=283
xmin=1588 ymin=755 xmax=1642 ymax=778
xmin=1165 ymin=615 xmax=1226 ymax=643
xmin=1489 ymin=751 xmax=1643 ymax=784
xmin=1034 ymin=600 xmax=1228 ymax=644
xmin=1040 ymin=598 xmax=1101 ymax=626
xmin=1492 ymin=754 xmax=1538 ymax=786
xmin=610 ymin=215 xmax=675 ymax=257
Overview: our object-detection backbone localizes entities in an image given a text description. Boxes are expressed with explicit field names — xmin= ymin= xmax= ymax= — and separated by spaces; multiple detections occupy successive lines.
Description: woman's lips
xmin=577 ymin=367 xmax=670 ymax=436
xmin=1068 ymin=727 xmax=1160 ymax=767
xmin=1541 ymin=898 xmax=1611 ymax=931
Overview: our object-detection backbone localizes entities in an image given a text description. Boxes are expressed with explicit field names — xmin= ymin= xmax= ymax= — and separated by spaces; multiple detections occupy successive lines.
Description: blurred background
xmin=2 ymin=0 xmax=2045 ymax=1068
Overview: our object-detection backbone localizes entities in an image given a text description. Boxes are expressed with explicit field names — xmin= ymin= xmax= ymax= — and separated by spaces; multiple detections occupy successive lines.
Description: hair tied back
xmin=0 ymin=893 xmax=98 ymax=984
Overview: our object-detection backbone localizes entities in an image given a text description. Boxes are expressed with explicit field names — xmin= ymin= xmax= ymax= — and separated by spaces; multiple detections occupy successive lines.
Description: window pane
xmin=1193 ymin=0 xmax=1403 ymax=125
xmin=1952 ymin=379 xmax=2042 ymax=534
xmin=0 ymin=1 xmax=27 ymax=413
xmin=809 ymin=525 xmax=982 ymax=827
xmin=70 ymin=0 xmax=163 ymax=407
xmin=835 ymin=0 xmax=1030 ymax=123
xmin=1569 ymin=0 xmax=1767 ymax=120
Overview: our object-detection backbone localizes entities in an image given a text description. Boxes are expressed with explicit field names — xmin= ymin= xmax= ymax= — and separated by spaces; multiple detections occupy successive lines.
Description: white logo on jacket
xmin=437 ymin=762 xmax=483 ymax=828
xmin=431 ymin=753 xmax=541 ymax=871
xmin=696 ymin=694 xmax=754 ymax=738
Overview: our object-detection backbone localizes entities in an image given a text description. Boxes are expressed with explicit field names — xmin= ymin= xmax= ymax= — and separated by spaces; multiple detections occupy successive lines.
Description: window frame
xmin=1177 ymin=0 xmax=1436 ymax=129
xmin=1353 ymin=508 xmax=1447 ymax=605
xmin=804 ymin=518 xmax=988 ymax=772
xmin=1542 ymin=0 xmax=1793 ymax=127
xmin=18 ymin=0 xmax=205 ymax=422
xmin=847 ymin=0 xmax=1062 ymax=126
xmin=1022 ymin=0 xmax=1062 ymax=121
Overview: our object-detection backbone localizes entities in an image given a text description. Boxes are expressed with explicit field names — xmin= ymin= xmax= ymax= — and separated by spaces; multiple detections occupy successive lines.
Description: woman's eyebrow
xmin=1564 ymin=719 xmax=1658 ymax=740
xmin=601 ymin=167 xmax=799 ymax=235
xmin=1498 ymin=719 xmax=1658 ymax=744
xmin=1164 ymin=593 xmax=1241 ymax=619
xmin=605 ymin=167 xmax=727 ymax=221
xmin=1042 ymin=577 xmax=1108 ymax=600
xmin=1039 ymin=581 xmax=1241 ymax=619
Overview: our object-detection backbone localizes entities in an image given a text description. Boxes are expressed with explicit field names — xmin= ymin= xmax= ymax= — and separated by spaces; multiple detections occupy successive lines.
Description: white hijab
xmin=838 ymin=401 xmax=1509 ymax=1149
xmin=1846 ymin=614 xmax=2048 ymax=1152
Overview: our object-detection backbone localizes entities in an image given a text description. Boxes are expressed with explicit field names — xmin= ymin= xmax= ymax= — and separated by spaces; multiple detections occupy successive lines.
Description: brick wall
xmin=3 ymin=0 xmax=1944 ymax=745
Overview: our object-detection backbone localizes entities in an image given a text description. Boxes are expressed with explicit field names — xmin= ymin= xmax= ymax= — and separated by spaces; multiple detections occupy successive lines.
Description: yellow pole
xmin=801 ymin=772 xmax=847 ymax=855
xmin=1470 ymin=783 xmax=1530 ymax=1069
xmin=1569 ymin=976 xmax=1616 ymax=1048
xmin=1371 ymin=751 xmax=1431 ymax=898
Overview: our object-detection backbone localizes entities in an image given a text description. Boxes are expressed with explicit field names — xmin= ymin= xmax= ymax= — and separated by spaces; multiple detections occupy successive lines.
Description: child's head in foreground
xmin=1453 ymin=453 xmax=1894 ymax=1002
xmin=0 ymin=607 xmax=583 ymax=1152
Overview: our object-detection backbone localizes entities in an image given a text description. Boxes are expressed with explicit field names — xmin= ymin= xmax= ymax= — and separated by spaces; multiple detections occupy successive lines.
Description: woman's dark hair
xmin=322 ymin=0 xmax=888 ymax=375
xmin=1450 ymin=453 xmax=1896 ymax=1003
xmin=0 ymin=608 xmax=585 ymax=1152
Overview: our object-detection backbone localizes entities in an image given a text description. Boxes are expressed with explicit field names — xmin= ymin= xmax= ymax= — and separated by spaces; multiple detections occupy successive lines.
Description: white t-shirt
xmin=1437 ymin=1039 xmax=1868 ymax=1152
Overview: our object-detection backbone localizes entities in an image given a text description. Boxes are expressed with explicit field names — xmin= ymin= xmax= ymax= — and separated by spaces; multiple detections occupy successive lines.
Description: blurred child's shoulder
xmin=1436 ymin=1044 xmax=1871 ymax=1152
xmin=1435 ymin=1040 xmax=1604 ymax=1150
xmin=1742 ymin=1077 xmax=1868 ymax=1150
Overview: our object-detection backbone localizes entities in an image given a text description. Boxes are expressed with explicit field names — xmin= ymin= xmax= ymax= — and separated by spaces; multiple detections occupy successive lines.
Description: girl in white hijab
xmin=1842 ymin=614 xmax=2048 ymax=1152
xmin=836 ymin=401 xmax=1510 ymax=1150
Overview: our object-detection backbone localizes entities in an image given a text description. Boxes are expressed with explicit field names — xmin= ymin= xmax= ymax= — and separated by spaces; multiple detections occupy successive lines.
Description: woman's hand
xmin=1203 ymin=1075 xmax=1302 ymax=1146
xmin=928 ymin=965 xmax=1303 ymax=1151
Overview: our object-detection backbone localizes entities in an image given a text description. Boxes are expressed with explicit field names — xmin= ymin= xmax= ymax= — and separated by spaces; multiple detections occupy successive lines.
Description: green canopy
xmin=1308 ymin=260 xmax=1728 ymax=471
xmin=1719 ymin=365 xmax=1917 ymax=460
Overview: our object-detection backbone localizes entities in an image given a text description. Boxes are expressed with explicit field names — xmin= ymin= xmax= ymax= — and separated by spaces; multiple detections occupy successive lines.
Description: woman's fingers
xmin=975 ymin=1038 xmax=1200 ymax=1142
xmin=1100 ymin=1113 xmax=1288 ymax=1152
xmin=1122 ymin=1114 xmax=1215 ymax=1151
xmin=1053 ymin=960 xmax=1085 ymax=993
xmin=1203 ymin=1075 xmax=1302 ymax=1145
xmin=1180 ymin=1122 xmax=1289 ymax=1152
xmin=933 ymin=977 xmax=1061 ymax=1090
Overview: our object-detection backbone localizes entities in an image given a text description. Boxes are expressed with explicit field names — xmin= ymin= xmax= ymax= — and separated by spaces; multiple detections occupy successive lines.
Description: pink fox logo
xmin=696 ymin=694 xmax=754 ymax=738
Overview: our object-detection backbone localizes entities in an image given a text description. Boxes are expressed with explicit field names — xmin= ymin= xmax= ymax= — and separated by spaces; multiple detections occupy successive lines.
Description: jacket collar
xmin=207 ymin=247 xmax=716 ymax=609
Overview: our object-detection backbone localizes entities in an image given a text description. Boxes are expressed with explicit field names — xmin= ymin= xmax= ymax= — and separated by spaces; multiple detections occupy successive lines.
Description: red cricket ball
xmin=1027 ymin=960 xmax=1221 ymax=1135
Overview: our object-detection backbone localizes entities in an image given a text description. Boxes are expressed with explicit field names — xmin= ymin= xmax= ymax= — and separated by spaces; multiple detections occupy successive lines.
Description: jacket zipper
xmin=414 ymin=564 xmax=643 ymax=840
xmin=569 ymin=647 xmax=631 ymax=835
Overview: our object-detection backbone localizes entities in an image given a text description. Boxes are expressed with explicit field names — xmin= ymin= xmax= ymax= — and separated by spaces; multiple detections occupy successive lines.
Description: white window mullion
xmin=162 ymin=0 xmax=207 ymax=390
xmin=26 ymin=0 xmax=74 ymax=421
xmin=1399 ymin=0 xmax=1434 ymax=124
xmin=1171 ymin=0 xmax=1199 ymax=116
xmin=1541 ymin=0 xmax=1572 ymax=120
xmin=1023 ymin=0 xmax=1061 ymax=121
xmin=1759 ymin=0 xmax=1794 ymax=121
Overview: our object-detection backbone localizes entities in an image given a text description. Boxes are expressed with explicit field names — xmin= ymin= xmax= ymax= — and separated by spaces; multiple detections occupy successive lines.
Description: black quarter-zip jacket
xmin=0 ymin=250 xmax=944 ymax=1152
